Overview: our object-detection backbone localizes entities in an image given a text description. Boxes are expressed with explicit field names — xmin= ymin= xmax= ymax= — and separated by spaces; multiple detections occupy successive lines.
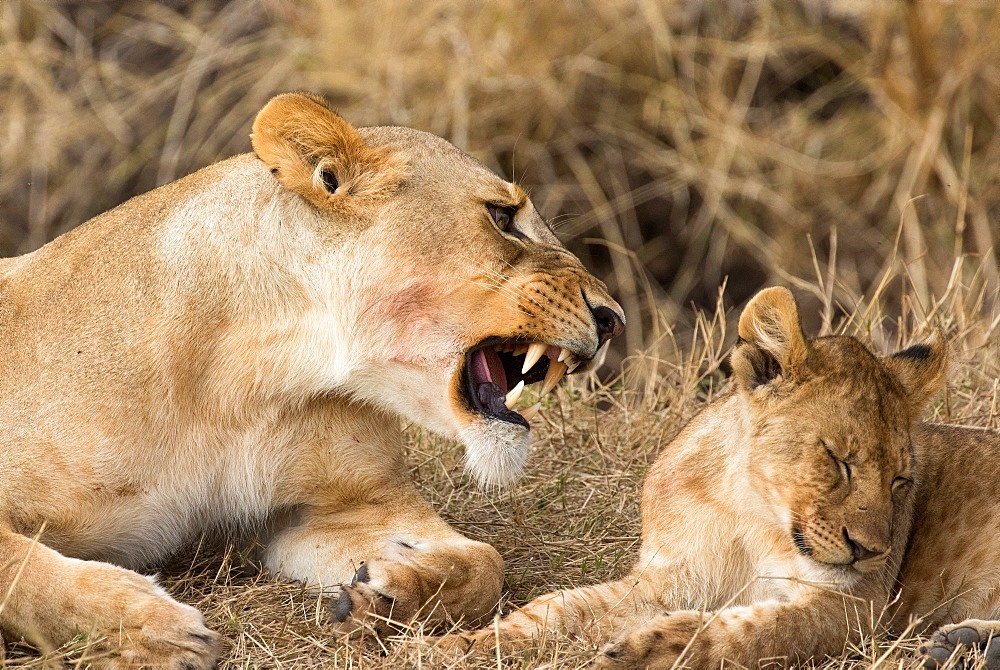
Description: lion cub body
xmin=443 ymin=288 xmax=1000 ymax=668
xmin=0 ymin=93 xmax=623 ymax=667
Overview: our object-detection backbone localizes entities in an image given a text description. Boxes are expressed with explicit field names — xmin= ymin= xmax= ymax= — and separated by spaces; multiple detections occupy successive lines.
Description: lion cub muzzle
xmin=792 ymin=515 xmax=892 ymax=575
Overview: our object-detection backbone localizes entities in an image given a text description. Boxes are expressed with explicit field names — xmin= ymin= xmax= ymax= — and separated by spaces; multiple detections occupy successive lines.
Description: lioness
xmin=0 ymin=92 xmax=624 ymax=667
xmin=438 ymin=287 xmax=1000 ymax=668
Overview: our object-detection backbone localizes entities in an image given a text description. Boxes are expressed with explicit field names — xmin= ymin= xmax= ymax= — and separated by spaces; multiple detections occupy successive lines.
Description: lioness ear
xmin=251 ymin=92 xmax=407 ymax=211
xmin=883 ymin=333 xmax=948 ymax=415
xmin=731 ymin=287 xmax=808 ymax=392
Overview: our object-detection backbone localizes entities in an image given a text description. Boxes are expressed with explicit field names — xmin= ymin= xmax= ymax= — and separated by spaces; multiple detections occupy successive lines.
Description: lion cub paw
xmin=920 ymin=620 xmax=1000 ymax=669
xmin=595 ymin=612 xmax=705 ymax=670
xmin=423 ymin=629 xmax=493 ymax=662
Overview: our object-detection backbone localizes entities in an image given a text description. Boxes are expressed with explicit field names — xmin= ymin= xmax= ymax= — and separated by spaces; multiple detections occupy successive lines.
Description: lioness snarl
xmin=437 ymin=287 xmax=1000 ymax=668
xmin=0 ymin=92 xmax=623 ymax=667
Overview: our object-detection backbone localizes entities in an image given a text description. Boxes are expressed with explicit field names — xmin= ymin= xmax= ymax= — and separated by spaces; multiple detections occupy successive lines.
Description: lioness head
xmin=731 ymin=288 xmax=946 ymax=580
xmin=249 ymin=92 xmax=623 ymax=488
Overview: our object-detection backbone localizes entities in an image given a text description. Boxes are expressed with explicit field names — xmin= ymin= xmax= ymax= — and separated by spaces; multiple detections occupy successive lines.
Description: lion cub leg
xmin=263 ymin=485 xmax=504 ymax=635
xmin=921 ymin=620 xmax=1000 ymax=669
xmin=594 ymin=590 xmax=879 ymax=669
xmin=0 ymin=528 xmax=219 ymax=668
xmin=431 ymin=575 xmax=661 ymax=660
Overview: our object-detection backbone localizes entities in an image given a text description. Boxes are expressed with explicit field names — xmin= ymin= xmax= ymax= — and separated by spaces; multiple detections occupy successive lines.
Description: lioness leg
xmin=921 ymin=620 xmax=1000 ymax=669
xmin=262 ymin=485 xmax=503 ymax=634
xmin=0 ymin=527 xmax=218 ymax=668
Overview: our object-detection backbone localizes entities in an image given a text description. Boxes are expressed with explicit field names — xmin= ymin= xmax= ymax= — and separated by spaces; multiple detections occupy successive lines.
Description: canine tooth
xmin=558 ymin=347 xmax=572 ymax=363
xmin=591 ymin=340 xmax=610 ymax=369
xmin=505 ymin=380 xmax=525 ymax=409
xmin=540 ymin=360 xmax=568 ymax=396
xmin=513 ymin=344 xmax=528 ymax=356
xmin=520 ymin=402 xmax=542 ymax=422
xmin=522 ymin=342 xmax=547 ymax=374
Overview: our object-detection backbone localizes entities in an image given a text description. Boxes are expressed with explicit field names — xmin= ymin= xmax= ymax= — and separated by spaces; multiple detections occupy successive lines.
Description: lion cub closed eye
xmin=437 ymin=286 xmax=1000 ymax=669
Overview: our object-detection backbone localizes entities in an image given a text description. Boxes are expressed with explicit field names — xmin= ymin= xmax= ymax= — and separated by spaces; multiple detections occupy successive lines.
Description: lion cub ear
xmin=731 ymin=287 xmax=808 ymax=393
xmin=251 ymin=92 xmax=407 ymax=212
xmin=883 ymin=334 xmax=948 ymax=415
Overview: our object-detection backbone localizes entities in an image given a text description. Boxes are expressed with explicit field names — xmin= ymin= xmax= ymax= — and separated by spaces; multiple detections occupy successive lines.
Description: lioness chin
xmin=437 ymin=287 xmax=1000 ymax=669
xmin=0 ymin=92 xmax=623 ymax=667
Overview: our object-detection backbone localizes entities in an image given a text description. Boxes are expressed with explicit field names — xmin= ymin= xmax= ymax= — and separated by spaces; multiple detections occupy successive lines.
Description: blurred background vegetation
xmin=1 ymin=0 xmax=998 ymax=368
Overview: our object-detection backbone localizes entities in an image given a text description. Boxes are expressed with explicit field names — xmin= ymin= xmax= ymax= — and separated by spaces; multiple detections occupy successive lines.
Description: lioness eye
xmin=487 ymin=204 xmax=517 ymax=231
xmin=892 ymin=476 xmax=912 ymax=491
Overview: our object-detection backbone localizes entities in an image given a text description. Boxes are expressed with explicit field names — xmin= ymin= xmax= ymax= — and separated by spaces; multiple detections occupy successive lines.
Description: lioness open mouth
xmin=463 ymin=339 xmax=584 ymax=428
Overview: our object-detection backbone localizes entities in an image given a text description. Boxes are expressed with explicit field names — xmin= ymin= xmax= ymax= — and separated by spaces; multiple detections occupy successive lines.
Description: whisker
xmin=458 ymin=254 xmax=547 ymax=312
xmin=464 ymin=280 xmax=533 ymax=317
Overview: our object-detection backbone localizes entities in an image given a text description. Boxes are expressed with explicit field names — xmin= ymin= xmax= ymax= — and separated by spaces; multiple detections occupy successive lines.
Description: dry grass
xmin=2 ymin=0 xmax=1000 ymax=668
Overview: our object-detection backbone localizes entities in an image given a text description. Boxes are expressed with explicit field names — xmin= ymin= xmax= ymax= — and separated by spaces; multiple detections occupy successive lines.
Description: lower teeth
xmin=520 ymin=402 xmax=541 ymax=422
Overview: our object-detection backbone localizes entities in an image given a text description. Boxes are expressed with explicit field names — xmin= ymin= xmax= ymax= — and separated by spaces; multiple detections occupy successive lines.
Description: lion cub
xmin=439 ymin=287 xmax=1000 ymax=668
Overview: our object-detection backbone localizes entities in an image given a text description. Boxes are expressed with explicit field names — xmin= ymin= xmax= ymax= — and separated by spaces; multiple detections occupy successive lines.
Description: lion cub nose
xmin=844 ymin=529 xmax=885 ymax=563
xmin=591 ymin=305 xmax=625 ymax=347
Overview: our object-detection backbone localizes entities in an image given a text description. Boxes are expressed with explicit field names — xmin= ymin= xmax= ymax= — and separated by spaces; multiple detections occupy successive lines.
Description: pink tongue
xmin=470 ymin=348 xmax=508 ymax=393
xmin=471 ymin=349 xmax=492 ymax=384
xmin=484 ymin=348 xmax=507 ymax=392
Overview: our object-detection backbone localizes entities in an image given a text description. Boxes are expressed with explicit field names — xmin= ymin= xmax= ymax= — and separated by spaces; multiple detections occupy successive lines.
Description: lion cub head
xmin=249 ymin=92 xmax=623 ymax=488
xmin=731 ymin=288 xmax=946 ymax=579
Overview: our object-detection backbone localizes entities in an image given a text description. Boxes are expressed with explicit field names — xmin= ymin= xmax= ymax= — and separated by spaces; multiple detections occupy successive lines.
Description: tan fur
xmin=438 ymin=287 xmax=1000 ymax=668
xmin=0 ymin=92 xmax=623 ymax=667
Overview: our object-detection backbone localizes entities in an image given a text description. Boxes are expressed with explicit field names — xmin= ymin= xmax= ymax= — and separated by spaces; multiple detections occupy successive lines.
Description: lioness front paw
xmin=328 ymin=540 xmax=501 ymax=636
xmin=329 ymin=562 xmax=401 ymax=636
xmin=85 ymin=569 xmax=220 ymax=669
xmin=595 ymin=612 xmax=706 ymax=670
xmin=920 ymin=620 xmax=1000 ymax=670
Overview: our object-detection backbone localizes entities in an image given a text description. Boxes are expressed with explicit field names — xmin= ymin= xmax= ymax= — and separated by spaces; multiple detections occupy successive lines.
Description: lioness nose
xmin=844 ymin=529 xmax=884 ymax=563
xmin=591 ymin=305 xmax=625 ymax=347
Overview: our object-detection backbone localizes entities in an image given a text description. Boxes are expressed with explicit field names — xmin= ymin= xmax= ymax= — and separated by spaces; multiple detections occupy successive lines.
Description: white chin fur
xmin=794 ymin=554 xmax=861 ymax=588
xmin=459 ymin=419 xmax=530 ymax=490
